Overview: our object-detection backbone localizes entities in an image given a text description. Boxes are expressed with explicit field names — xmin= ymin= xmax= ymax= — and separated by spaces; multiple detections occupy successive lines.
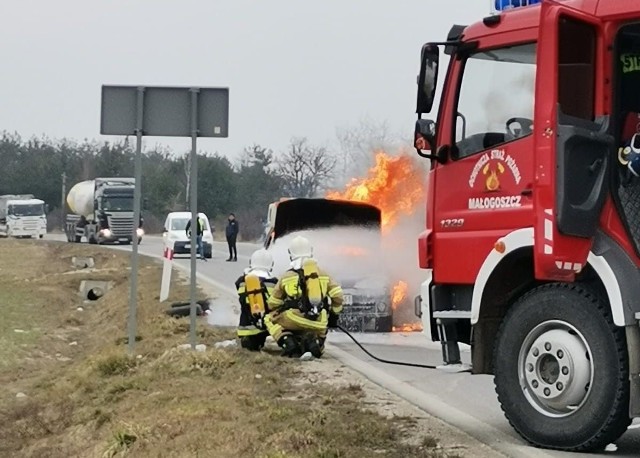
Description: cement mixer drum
xmin=66 ymin=180 xmax=95 ymax=219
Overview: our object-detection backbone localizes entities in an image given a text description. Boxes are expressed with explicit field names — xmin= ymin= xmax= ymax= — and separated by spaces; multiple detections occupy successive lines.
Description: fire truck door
xmin=533 ymin=2 xmax=613 ymax=281
xmin=432 ymin=44 xmax=536 ymax=284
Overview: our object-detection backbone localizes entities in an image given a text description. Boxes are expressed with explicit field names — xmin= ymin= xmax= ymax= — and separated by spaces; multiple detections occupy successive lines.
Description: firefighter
xmin=235 ymin=249 xmax=278 ymax=351
xmin=264 ymin=235 xmax=344 ymax=358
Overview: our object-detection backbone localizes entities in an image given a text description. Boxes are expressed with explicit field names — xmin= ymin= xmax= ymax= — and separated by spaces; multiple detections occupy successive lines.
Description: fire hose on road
xmin=336 ymin=324 xmax=438 ymax=370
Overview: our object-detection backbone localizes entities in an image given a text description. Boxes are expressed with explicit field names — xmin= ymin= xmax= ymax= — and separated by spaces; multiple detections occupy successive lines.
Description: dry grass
xmin=0 ymin=239 xmax=456 ymax=458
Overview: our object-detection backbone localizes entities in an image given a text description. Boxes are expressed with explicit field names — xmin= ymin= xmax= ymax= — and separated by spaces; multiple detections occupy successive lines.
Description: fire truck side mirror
xmin=414 ymin=119 xmax=437 ymax=155
xmin=416 ymin=43 xmax=440 ymax=115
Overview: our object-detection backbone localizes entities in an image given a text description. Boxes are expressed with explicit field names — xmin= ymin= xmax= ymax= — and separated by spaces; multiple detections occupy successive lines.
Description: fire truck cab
xmin=414 ymin=0 xmax=640 ymax=452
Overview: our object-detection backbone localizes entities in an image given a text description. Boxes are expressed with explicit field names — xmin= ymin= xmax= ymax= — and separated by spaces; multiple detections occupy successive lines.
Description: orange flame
xmin=326 ymin=151 xmax=425 ymax=233
xmin=391 ymin=280 xmax=408 ymax=310
xmin=327 ymin=150 xmax=426 ymax=332
xmin=336 ymin=246 xmax=368 ymax=257
xmin=392 ymin=323 xmax=424 ymax=332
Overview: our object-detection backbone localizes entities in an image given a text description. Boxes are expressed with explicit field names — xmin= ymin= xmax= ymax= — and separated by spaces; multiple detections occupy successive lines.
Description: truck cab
xmin=413 ymin=0 xmax=640 ymax=451
xmin=0 ymin=197 xmax=47 ymax=239
xmin=65 ymin=178 xmax=143 ymax=245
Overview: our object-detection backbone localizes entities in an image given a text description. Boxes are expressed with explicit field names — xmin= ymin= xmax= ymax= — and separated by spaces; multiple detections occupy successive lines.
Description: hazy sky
xmin=1 ymin=0 xmax=487 ymax=160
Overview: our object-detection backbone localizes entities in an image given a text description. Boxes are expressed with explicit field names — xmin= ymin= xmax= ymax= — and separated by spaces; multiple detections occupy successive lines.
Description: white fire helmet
xmin=288 ymin=235 xmax=313 ymax=261
xmin=249 ymin=249 xmax=274 ymax=272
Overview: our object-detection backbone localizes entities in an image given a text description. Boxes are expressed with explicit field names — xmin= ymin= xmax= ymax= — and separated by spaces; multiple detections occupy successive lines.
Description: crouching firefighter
xmin=265 ymin=236 xmax=344 ymax=358
xmin=236 ymin=249 xmax=278 ymax=351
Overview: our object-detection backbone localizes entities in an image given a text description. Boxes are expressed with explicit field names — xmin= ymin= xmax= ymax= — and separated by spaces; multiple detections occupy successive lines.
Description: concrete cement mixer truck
xmin=65 ymin=177 xmax=143 ymax=245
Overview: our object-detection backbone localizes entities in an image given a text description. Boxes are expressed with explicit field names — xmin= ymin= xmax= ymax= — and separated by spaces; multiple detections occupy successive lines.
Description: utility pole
xmin=61 ymin=172 xmax=66 ymax=231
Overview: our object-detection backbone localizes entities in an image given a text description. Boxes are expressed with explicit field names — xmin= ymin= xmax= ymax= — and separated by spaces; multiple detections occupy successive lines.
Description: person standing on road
xmin=185 ymin=215 xmax=207 ymax=261
xmin=225 ymin=213 xmax=239 ymax=262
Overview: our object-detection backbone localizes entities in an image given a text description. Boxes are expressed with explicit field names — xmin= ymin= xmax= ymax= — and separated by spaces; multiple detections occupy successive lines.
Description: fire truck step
xmin=433 ymin=310 xmax=471 ymax=319
xmin=436 ymin=318 xmax=463 ymax=365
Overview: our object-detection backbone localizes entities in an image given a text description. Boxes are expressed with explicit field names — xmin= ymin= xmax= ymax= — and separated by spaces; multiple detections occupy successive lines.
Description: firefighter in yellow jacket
xmin=236 ymin=249 xmax=278 ymax=351
xmin=265 ymin=235 xmax=344 ymax=358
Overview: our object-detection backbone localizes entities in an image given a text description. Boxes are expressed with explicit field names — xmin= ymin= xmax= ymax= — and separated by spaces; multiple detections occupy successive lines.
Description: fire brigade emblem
xmin=483 ymin=162 xmax=505 ymax=192
xmin=467 ymin=149 xmax=523 ymax=210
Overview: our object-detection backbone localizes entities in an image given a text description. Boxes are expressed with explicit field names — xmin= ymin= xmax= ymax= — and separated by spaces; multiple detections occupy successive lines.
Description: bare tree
xmin=239 ymin=144 xmax=275 ymax=170
xmin=335 ymin=116 xmax=403 ymax=184
xmin=275 ymin=137 xmax=336 ymax=198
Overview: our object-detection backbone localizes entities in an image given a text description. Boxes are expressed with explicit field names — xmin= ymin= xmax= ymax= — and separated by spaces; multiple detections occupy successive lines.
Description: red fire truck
xmin=413 ymin=0 xmax=640 ymax=452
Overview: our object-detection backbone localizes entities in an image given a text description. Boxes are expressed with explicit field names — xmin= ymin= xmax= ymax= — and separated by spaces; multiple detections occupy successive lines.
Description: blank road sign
xmin=100 ymin=86 xmax=139 ymax=136
xmin=198 ymin=89 xmax=229 ymax=137
xmin=100 ymin=85 xmax=229 ymax=138
xmin=144 ymin=87 xmax=191 ymax=137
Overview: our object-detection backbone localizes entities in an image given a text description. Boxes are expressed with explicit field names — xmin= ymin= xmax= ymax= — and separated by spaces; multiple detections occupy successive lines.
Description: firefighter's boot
xmin=240 ymin=334 xmax=266 ymax=352
xmin=280 ymin=335 xmax=301 ymax=358
xmin=302 ymin=333 xmax=323 ymax=358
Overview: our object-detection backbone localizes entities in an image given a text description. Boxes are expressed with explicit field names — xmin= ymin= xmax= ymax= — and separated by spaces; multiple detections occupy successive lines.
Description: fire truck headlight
xmin=136 ymin=228 xmax=145 ymax=237
xmin=101 ymin=229 xmax=112 ymax=237
xmin=377 ymin=300 xmax=389 ymax=313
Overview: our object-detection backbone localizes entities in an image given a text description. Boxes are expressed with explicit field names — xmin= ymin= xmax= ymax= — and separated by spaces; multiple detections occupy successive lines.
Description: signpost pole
xmin=127 ymin=86 xmax=144 ymax=355
xmin=189 ymin=88 xmax=199 ymax=350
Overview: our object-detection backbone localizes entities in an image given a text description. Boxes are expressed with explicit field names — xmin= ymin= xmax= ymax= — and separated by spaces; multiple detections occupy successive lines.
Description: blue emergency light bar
xmin=493 ymin=0 xmax=542 ymax=13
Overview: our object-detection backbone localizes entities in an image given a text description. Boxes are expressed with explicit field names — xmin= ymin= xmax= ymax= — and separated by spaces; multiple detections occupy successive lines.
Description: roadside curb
xmin=324 ymin=343 xmax=556 ymax=458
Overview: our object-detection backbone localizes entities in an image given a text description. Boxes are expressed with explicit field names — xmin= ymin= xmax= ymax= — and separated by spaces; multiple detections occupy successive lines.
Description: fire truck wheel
xmin=493 ymin=283 xmax=630 ymax=452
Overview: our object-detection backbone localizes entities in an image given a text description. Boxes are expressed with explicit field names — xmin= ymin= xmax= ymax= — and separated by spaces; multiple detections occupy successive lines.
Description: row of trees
xmin=0 ymin=118 xmax=404 ymax=240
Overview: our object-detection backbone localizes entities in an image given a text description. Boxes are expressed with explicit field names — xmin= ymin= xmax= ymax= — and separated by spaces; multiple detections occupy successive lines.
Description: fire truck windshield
xmin=454 ymin=43 xmax=536 ymax=159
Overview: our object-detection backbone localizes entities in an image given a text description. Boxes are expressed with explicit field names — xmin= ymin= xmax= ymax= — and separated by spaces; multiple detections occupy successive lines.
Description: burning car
xmin=263 ymin=197 xmax=394 ymax=332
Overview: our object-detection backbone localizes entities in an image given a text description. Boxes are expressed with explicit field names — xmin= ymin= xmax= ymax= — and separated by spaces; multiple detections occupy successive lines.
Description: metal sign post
xmin=188 ymin=88 xmax=199 ymax=349
xmin=100 ymin=85 xmax=229 ymax=354
xmin=127 ymin=87 xmax=144 ymax=355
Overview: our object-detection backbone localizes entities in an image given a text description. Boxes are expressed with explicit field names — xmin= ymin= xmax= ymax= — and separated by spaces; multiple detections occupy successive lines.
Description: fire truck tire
xmin=493 ymin=283 xmax=630 ymax=452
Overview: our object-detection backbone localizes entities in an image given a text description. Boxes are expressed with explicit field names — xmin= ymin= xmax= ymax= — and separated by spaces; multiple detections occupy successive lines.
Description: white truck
xmin=0 ymin=194 xmax=48 ymax=239
xmin=65 ymin=178 xmax=143 ymax=245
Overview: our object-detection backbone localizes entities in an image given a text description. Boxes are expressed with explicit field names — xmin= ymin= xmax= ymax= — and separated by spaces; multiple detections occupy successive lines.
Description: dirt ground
xmin=0 ymin=239 xmax=501 ymax=457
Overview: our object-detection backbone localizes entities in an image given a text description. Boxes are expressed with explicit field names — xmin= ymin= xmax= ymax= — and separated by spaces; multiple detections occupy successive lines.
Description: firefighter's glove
xmin=327 ymin=312 xmax=340 ymax=329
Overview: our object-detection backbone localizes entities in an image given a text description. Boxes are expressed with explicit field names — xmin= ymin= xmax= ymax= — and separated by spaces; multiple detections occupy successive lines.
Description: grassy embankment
xmin=0 ymin=239 xmax=456 ymax=457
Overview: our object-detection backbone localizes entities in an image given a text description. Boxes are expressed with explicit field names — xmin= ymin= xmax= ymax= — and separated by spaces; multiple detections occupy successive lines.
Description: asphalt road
xmin=46 ymin=233 xmax=640 ymax=457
